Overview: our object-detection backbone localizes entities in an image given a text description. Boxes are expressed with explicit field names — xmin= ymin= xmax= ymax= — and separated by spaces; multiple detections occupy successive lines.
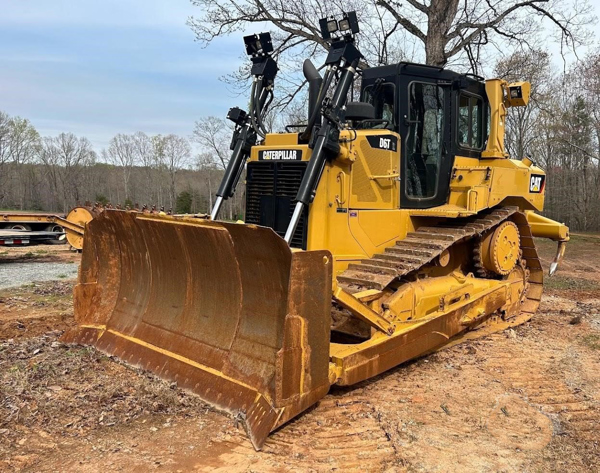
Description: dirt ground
xmin=1 ymin=236 xmax=599 ymax=472
xmin=0 ymin=245 xmax=79 ymax=265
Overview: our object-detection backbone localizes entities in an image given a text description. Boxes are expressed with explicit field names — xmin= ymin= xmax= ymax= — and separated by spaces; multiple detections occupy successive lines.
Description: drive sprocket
xmin=474 ymin=220 xmax=521 ymax=277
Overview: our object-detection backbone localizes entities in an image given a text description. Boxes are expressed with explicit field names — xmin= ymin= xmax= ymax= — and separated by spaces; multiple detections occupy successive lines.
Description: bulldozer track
xmin=337 ymin=205 xmax=544 ymax=319
xmin=485 ymin=354 xmax=600 ymax=443
xmin=205 ymin=397 xmax=397 ymax=472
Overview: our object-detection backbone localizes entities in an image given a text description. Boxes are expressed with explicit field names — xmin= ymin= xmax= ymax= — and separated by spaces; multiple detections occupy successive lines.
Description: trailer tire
xmin=46 ymin=224 xmax=64 ymax=233
xmin=10 ymin=223 xmax=32 ymax=231
xmin=44 ymin=224 xmax=66 ymax=244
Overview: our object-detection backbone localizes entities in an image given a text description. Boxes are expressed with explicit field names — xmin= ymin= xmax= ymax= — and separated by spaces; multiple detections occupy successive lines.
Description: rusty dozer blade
xmin=61 ymin=210 xmax=333 ymax=449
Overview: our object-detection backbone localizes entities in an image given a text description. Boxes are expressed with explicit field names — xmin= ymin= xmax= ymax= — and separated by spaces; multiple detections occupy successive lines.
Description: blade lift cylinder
xmin=285 ymin=39 xmax=363 ymax=244
xmin=210 ymin=48 xmax=278 ymax=221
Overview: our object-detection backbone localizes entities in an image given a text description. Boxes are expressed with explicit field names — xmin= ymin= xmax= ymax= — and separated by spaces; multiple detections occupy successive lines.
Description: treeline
xmin=1 ymin=49 xmax=599 ymax=230
xmin=498 ymin=48 xmax=600 ymax=231
xmin=0 ymin=119 xmax=245 ymax=218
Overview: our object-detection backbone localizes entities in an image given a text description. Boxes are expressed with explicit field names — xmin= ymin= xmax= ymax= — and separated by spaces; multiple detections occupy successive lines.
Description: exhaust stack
xmin=303 ymin=59 xmax=323 ymax=126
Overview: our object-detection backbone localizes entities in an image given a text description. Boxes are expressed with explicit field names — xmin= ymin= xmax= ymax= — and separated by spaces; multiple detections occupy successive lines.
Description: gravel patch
xmin=0 ymin=262 xmax=78 ymax=290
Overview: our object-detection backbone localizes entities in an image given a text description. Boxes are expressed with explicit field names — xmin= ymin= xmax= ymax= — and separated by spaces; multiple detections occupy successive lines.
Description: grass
xmin=57 ymin=274 xmax=67 ymax=279
xmin=535 ymin=233 xmax=600 ymax=252
xmin=581 ymin=334 xmax=600 ymax=350
xmin=20 ymin=251 xmax=47 ymax=260
xmin=64 ymin=347 xmax=93 ymax=358
xmin=544 ymin=275 xmax=600 ymax=292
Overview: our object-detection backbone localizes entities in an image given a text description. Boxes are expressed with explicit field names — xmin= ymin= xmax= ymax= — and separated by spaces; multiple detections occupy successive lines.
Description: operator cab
xmin=359 ymin=63 xmax=489 ymax=209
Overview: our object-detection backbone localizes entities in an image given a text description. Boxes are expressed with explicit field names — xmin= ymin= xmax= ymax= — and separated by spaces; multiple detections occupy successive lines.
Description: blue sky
xmin=0 ymin=1 xmax=248 ymax=149
xmin=1 ymin=1 xmax=598 ymax=151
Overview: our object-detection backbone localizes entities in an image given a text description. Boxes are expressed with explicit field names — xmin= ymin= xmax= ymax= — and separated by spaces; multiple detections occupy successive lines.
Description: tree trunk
xmin=425 ymin=0 xmax=460 ymax=66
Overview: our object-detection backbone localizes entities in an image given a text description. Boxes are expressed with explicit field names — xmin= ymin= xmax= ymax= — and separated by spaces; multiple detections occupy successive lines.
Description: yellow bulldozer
xmin=62 ymin=12 xmax=569 ymax=449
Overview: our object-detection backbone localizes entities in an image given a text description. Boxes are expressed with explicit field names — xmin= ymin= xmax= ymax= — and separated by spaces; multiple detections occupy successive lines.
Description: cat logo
xmin=529 ymin=174 xmax=545 ymax=193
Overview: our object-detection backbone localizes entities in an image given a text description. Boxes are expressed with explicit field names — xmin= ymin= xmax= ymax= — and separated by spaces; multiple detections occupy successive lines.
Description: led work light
xmin=243 ymin=32 xmax=273 ymax=56
xmin=319 ymin=11 xmax=359 ymax=41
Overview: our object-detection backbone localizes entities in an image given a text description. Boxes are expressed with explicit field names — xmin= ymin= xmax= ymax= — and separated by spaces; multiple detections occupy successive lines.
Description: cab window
xmin=405 ymin=82 xmax=445 ymax=199
xmin=362 ymin=82 xmax=395 ymax=129
xmin=458 ymin=94 xmax=483 ymax=149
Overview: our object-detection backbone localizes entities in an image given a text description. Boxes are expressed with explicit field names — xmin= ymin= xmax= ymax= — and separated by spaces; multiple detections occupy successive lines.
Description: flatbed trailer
xmin=0 ymin=209 xmax=88 ymax=250
xmin=0 ymin=212 xmax=63 ymax=232
xmin=0 ymin=229 xmax=65 ymax=246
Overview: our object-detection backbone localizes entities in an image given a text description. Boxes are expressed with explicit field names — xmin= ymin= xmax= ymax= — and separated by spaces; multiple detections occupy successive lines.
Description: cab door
xmin=399 ymin=78 xmax=453 ymax=209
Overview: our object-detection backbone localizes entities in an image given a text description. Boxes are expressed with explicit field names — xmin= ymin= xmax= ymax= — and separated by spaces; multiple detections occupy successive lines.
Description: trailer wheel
xmin=10 ymin=223 xmax=32 ymax=231
xmin=45 ymin=224 xmax=66 ymax=244
xmin=46 ymin=224 xmax=64 ymax=233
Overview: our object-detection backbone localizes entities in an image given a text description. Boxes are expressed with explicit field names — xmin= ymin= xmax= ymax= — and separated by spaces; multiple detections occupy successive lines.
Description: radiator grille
xmin=245 ymin=161 xmax=308 ymax=249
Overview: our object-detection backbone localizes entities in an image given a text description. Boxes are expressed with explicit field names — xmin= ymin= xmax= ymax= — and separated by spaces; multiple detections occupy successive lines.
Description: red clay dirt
xmin=1 ymin=235 xmax=599 ymax=472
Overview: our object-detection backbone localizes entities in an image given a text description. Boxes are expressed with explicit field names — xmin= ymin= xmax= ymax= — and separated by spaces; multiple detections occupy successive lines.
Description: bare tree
xmin=6 ymin=117 xmax=40 ymax=209
xmin=161 ymin=134 xmax=191 ymax=209
xmin=107 ymin=133 xmax=138 ymax=202
xmin=495 ymin=49 xmax=553 ymax=160
xmin=0 ymin=111 xmax=12 ymax=205
xmin=132 ymin=131 xmax=153 ymax=168
xmin=579 ymin=50 xmax=600 ymax=163
xmin=150 ymin=134 xmax=168 ymax=206
xmin=192 ymin=117 xmax=232 ymax=170
xmin=188 ymin=0 xmax=592 ymax=76
xmin=131 ymin=131 xmax=156 ymax=205
xmin=39 ymin=133 xmax=96 ymax=212
xmin=196 ymin=152 xmax=219 ymax=211
xmin=377 ymin=0 xmax=592 ymax=69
